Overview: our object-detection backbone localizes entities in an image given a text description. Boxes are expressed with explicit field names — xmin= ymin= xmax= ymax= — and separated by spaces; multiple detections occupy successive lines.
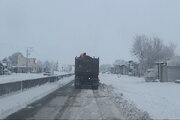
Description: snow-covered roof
xmin=167 ymin=57 xmax=180 ymax=66
xmin=0 ymin=61 xmax=6 ymax=66
xmin=155 ymin=61 xmax=166 ymax=64
xmin=114 ymin=60 xmax=128 ymax=66
xmin=2 ymin=63 xmax=7 ymax=66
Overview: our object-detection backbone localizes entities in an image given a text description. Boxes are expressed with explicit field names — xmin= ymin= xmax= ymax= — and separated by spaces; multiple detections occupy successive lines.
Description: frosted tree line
xmin=5 ymin=52 xmax=58 ymax=73
xmin=131 ymin=34 xmax=176 ymax=74
xmin=36 ymin=60 xmax=58 ymax=73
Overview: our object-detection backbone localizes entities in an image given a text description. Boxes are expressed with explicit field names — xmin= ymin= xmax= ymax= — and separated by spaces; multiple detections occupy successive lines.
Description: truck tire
xmin=75 ymin=85 xmax=80 ymax=89
xmin=92 ymin=86 xmax=98 ymax=90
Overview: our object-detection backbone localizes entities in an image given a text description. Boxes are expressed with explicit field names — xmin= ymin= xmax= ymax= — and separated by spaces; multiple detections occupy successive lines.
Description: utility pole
xmin=26 ymin=47 xmax=33 ymax=73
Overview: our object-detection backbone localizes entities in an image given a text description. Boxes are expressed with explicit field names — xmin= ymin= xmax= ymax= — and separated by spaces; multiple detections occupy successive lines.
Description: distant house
xmin=9 ymin=52 xmax=37 ymax=73
xmin=2 ymin=57 xmax=12 ymax=71
xmin=0 ymin=62 xmax=4 ymax=75
xmin=111 ymin=60 xmax=128 ymax=75
xmin=157 ymin=57 xmax=180 ymax=82
xmin=111 ymin=60 xmax=140 ymax=76
xmin=128 ymin=61 xmax=140 ymax=76
xmin=121 ymin=65 xmax=128 ymax=75
xmin=111 ymin=65 xmax=123 ymax=74
xmin=112 ymin=65 xmax=128 ymax=75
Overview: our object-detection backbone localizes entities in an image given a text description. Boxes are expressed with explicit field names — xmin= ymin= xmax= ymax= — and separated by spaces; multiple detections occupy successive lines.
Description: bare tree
xmin=43 ymin=61 xmax=51 ymax=72
xmin=54 ymin=61 xmax=59 ymax=71
xmin=36 ymin=60 xmax=43 ymax=73
xmin=132 ymin=35 xmax=176 ymax=74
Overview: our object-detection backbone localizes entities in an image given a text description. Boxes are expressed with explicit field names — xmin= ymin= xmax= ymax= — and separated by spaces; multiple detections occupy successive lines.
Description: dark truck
xmin=75 ymin=53 xmax=99 ymax=89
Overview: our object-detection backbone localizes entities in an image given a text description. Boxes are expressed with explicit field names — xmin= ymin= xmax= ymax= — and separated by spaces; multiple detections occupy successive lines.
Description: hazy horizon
xmin=1 ymin=0 xmax=180 ymax=65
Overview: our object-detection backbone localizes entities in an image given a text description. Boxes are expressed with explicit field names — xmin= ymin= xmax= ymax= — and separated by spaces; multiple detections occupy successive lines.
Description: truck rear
xmin=75 ymin=54 xmax=99 ymax=89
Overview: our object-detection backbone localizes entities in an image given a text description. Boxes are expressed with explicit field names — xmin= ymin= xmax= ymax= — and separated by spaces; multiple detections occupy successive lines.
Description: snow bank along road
xmin=0 ymin=72 xmax=69 ymax=84
xmin=100 ymin=73 xmax=180 ymax=119
xmin=6 ymin=80 xmax=150 ymax=120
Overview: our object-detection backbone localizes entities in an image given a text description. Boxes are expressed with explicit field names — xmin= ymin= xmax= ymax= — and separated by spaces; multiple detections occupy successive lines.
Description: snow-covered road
xmin=3 ymin=73 xmax=178 ymax=119
xmin=5 ymin=80 xmax=149 ymax=120
xmin=100 ymin=73 xmax=180 ymax=119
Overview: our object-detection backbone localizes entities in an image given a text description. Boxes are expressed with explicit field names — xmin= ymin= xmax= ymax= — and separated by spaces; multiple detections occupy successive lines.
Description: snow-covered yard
xmin=0 ymin=72 xmax=70 ymax=84
xmin=0 ymin=75 xmax=74 ymax=119
xmin=100 ymin=73 xmax=180 ymax=119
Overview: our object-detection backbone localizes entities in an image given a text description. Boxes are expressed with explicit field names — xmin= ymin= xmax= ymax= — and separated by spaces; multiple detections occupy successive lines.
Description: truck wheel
xmin=92 ymin=86 xmax=98 ymax=90
xmin=75 ymin=85 xmax=80 ymax=89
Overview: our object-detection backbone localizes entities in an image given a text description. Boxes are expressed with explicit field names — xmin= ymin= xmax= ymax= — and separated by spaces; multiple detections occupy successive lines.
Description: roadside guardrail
xmin=0 ymin=73 xmax=74 ymax=97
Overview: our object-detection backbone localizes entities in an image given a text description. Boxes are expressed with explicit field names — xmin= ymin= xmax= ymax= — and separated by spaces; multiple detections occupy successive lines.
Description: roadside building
xmin=128 ymin=61 xmax=140 ymax=76
xmin=2 ymin=57 xmax=12 ymax=71
xmin=111 ymin=60 xmax=128 ymax=75
xmin=111 ymin=60 xmax=140 ymax=76
xmin=119 ymin=65 xmax=128 ymax=75
xmin=9 ymin=52 xmax=36 ymax=73
xmin=111 ymin=65 xmax=123 ymax=74
xmin=0 ymin=62 xmax=4 ymax=75
xmin=0 ymin=60 xmax=12 ymax=75
xmin=157 ymin=57 xmax=180 ymax=82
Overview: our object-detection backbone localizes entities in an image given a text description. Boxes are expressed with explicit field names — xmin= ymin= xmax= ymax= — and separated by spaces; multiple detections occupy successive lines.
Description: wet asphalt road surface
xmin=6 ymin=80 xmax=149 ymax=120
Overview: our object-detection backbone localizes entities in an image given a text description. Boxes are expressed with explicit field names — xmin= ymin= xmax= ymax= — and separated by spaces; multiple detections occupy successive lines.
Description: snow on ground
xmin=0 ymin=76 xmax=74 ymax=119
xmin=99 ymin=83 xmax=150 ymax=119
xmin=100 ymin=73 xmax=180 ymax=119
xmin=0 ymin=72 xmax=70 ymax=84
xmin=54 ymin=71 xmax=72 ymax=75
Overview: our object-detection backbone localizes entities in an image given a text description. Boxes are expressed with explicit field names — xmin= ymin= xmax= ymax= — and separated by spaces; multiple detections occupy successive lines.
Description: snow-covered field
xmin=0 ymin=76 xmax=74 ymax=119
xmin=100 ymin=73 xmax=180 ymax=119
xmin=0 ymin=72 xmax=70 ymax=84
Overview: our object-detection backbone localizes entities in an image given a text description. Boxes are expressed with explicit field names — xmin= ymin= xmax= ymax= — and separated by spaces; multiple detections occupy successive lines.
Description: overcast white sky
xmin=0 ymin=0 xmax=180 ymax=64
